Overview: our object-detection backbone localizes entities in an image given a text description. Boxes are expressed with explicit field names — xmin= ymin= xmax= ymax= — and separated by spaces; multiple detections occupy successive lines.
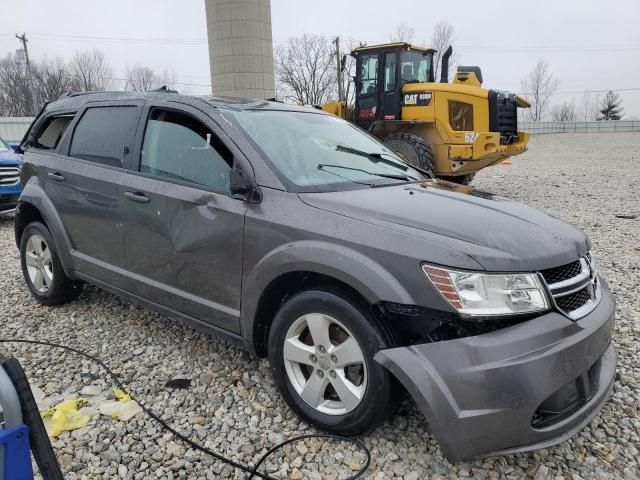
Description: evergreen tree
xmin=597 ymin=90 xmax=623 ymax=120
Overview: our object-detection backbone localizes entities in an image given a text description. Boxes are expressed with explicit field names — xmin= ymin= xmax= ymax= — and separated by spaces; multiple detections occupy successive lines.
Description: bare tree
xmin=124 ymin=65 xmax=180 ymax=92
xmin=0 ymin=53 xmax=34 ymax=115
xmin=389 ymin=23 xmax=416 ymax=43
xmin=550 ymin=101 xmax=576 ymax=121
xmin=125 ymin=65 xmax=157 ymax=92
xmin=0 ymin=54 xmax=73 ymax=115
xmin=156 ymin=69 xmax=178 ymax=90
xmin=578 ymin=91 xmax=602 ymax=121
xmin=431 ymin=21 xmax=457 ymax=81
xmin=274 ymin=34 xmax=337 ymax=105
xmin=520 ymin=59 xmax=559 ymax=121
xmin=32 ymin=57 xmax=76 ymax=104
xmin=68 ymin=50 xmax=113 ymax=91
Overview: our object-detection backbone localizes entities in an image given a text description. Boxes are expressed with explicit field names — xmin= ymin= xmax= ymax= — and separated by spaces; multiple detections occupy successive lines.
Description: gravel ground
xmin=1 ymin=132 xmax=639 ymax=480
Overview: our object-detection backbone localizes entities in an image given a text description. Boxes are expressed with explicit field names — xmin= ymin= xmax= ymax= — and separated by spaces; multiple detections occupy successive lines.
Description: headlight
xmin=422 ymin=265 xmax=549 ymax=316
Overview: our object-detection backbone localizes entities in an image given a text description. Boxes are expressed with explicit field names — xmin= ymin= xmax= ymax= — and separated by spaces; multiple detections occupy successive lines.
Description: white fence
xmin=0 ymin=117 xmax=34 ymax=143
xmin=520 ymin=120 xmax=640 ymax=134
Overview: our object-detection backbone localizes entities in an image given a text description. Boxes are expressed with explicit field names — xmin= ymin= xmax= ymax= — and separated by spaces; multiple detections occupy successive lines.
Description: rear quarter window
xmin=33 ymin=115 xmax=75 ymax=150
xmin=69 ymin=106 xmax=140 ymax=168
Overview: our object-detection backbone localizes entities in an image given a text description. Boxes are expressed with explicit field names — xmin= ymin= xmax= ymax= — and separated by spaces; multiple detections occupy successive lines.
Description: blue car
xmin=0 ymin=135 xmax=22 ymax=212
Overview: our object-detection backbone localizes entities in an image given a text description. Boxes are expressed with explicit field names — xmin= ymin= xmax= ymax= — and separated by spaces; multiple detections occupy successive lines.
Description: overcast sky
xmin=1 ymin=0 xmax=639 ymax=116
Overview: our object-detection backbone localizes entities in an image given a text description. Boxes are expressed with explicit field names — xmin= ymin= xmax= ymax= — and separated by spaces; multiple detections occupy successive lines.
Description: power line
xmin=21 ymin=32 xmax=640 ymax=52
xmin=543 ymin=88 xmax=640 ymax=96
xmin=61 ymin=71 xmax=212 ymax=88
xmin=25 ymin=32 xmax=292 ymax=45
xmin=458 ymin=45 xmax=640 ymax=53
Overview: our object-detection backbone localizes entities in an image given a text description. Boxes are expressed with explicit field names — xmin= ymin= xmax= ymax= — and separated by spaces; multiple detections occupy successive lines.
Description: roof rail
xmin=60 ymin=90 xmax=126 ymax=99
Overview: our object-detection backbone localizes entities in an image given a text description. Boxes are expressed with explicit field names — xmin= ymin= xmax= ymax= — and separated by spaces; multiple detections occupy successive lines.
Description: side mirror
xmin=229 ymin=168 xmax=261 ymax=203
xmin=11 ymin=143 xmax=24 ymax=155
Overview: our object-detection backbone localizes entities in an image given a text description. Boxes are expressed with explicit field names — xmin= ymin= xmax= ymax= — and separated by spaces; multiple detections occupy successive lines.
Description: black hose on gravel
xmin=0 ymin=338 xmax=371 ymax=480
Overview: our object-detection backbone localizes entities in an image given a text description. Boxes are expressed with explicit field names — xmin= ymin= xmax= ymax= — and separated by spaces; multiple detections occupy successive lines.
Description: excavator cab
xmin=352 ymin=43 xmax=435 ymax=130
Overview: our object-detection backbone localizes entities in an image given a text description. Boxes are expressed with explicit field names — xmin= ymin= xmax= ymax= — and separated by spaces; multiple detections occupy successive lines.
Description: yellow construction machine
xmin=322 ymin=43 xmax=531 ymax=184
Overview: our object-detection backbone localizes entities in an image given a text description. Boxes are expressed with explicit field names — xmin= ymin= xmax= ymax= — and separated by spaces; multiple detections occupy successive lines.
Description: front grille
xmin=555 ymin=287 xmax=592 ymax=312
xmin=0 ymin=167 xmax=20 ymax=185
xmin=488 ymin=90 xmax=518 ymax=144
xmin=541 ymin=260 xmax=582 ymax=284
xmin=540 ymin=254 xmax=600 ymax=320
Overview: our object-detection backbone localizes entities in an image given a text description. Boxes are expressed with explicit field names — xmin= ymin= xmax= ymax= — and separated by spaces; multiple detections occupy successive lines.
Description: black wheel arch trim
xmin=240 ymin=240 xmax=416 ymax=356
xmin=15 ymin=178 xmax=76 ymax=279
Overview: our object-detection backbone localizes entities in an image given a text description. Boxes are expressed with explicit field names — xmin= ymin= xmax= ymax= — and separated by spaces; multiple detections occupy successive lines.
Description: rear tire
xmin=20 ymin=222 xmax=82 ymax=305
xmin=440 ymin=173 xmax=476 ymax=185
xmin=268 ymin=289 xmax=398 ymax=435
xmin=384 ymin=133 xmax=435 ymax=177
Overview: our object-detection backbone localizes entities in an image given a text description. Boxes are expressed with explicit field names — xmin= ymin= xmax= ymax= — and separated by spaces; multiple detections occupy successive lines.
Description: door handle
xmin=47 ymin=172 xmax=65 ymax=182
xmin=124 ymin=191 xmax=150 ymax=203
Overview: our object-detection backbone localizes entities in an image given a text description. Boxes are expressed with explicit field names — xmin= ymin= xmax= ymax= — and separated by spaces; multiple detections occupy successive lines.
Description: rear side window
xmin=33 ymin=115 xmax=74 ymax=150
xmin=449 ymin=101 xmax=474 ymax=131
xmin=384 ymin=52 xmax=397 ymax=91
xmin=70 ymin=106 xmax=139 ymax=168
xmin=140 ymin=108 xmax=233 ymax=191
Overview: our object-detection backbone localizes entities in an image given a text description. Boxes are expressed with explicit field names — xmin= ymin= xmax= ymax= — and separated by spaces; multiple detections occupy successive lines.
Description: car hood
xmin=299 ymin=181 xmax=589 ymax=272
xmin=0 ymin=149 xmax=21 ymax=166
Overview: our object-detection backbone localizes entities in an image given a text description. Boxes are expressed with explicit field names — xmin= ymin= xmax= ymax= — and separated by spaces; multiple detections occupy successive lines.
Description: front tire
xmin=268 ymin=290 xmax=398 ymax=435
xmin=20 ymin=222 xmax=82 ymax=305
xmin=384 ymin=133 xmax=435 ymax=177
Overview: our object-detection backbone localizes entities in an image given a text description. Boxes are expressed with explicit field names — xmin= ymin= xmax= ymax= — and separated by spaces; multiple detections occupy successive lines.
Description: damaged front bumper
xmin=375 ymin=281 xmax=616 ymax=463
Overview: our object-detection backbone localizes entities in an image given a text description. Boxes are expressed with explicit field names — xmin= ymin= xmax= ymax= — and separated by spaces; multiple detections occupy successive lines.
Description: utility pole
xmin=334 ymin=36 xmax=343 ymax=103
xmin=15 ymin=32 xmax=36 ymax=115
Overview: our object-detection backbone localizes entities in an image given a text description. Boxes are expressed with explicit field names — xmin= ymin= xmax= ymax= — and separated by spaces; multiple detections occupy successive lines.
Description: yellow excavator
xmin=322 ymin=43 xmax=531 ymax=184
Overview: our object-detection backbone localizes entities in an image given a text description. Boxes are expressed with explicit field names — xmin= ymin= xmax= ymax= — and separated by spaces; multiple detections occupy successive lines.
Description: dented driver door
xmin=119 ymin=102 xmax=246 ymax=333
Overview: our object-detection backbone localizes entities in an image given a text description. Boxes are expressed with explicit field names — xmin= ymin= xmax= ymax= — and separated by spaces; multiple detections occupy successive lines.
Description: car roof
xmin=44 ymin=90 xmax=324 ymax=115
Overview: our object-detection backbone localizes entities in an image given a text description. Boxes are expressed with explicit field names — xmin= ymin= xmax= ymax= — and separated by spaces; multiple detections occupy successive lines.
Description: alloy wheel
xmin=25 ymin=233 xmax=53 ymax=293
xmin=283 ymin=313 xmax=367 ymax=415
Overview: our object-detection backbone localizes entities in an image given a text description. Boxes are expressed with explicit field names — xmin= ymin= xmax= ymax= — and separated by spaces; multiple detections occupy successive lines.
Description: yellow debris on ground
xmin=40 ymin=387 xmax=143 ymax=437
xmin=113 ymin=387 xmax=131 ymax=403
xmin=98 ymin=387 xmax=142 ymax=421
xmin=41 ymin=398 xmax=90 ymax=437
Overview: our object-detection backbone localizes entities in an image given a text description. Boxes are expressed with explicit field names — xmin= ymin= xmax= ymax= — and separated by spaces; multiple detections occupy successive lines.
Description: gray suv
xmin=14 ymin=91 xmax=616 ymax=462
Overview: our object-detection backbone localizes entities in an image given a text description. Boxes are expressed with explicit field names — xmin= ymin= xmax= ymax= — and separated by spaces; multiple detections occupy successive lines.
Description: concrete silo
xmin=205 ymin=0 xmax=275 ymax=99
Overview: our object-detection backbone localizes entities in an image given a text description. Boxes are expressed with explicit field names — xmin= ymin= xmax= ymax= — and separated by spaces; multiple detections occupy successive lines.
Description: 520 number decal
xmin=464 ymin=132 xmax=479 ymax=143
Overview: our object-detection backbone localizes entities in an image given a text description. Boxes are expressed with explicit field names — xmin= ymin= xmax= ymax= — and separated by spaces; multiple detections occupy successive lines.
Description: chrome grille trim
xmin=543 ymin=255 xmax=601 ymax=320
xmin=0 ymin=167 xmax=20 ymax=185
xmin=546 ymin=258 xmax=591 ymax=291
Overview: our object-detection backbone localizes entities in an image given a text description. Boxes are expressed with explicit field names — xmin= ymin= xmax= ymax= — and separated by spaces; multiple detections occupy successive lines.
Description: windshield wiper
xmin=335 ymin=144 xmax=409 ymax=171
xmin=317 ymin=163 xmax=412 ymax=181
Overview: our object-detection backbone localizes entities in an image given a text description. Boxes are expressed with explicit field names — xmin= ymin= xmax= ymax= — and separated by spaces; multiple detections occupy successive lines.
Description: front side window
xmin=140 ymin=109 xmax=232 ymax=191
xmin=70 ymin=107 xmax=138 ymax=167
xmin=401 ymin=50 xmax=432 ymax=83
xmin=358 ymin=54 xmax=378 ymax=95
xmin=225 ymin=109 xmax=428 ymax=192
